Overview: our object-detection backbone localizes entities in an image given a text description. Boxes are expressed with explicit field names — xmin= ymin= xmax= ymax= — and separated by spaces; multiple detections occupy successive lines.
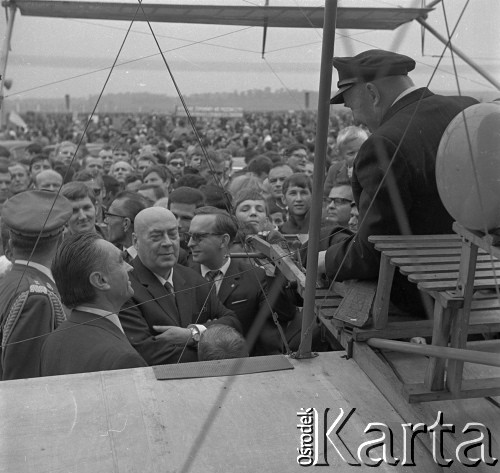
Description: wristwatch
xmin=189 ymin=325 xmax=201 ymax=345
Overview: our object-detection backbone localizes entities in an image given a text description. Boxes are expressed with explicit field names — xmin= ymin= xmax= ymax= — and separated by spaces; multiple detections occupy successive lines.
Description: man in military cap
xmin=0 ymin=190 xmax=72 ymax=380
xmin=319 ymin=49 xmax=478 ymax=317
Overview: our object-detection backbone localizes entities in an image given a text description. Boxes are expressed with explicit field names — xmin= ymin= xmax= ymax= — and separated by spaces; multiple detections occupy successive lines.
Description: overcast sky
xmin=2 ymin=0 xmax=499 ymax=102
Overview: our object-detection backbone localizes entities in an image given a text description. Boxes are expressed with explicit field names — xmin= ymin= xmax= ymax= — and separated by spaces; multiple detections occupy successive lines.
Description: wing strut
xmin=296 ymin=0 xmax=338 ymax=358
xmin=261 ymin=0 xmax=269 ymax=59
xmin=417 ymin=17 xmax=500 ymax=91
xmin=0 ymin=3 xmax=17 ymax=128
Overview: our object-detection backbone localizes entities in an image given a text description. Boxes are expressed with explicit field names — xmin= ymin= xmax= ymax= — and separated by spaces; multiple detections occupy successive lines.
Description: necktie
xmin=205 ymin=270 xmax=221 ymax=282
xmin=163 ymin=281 xmax=180 ymax=323
xmin=164 ymin=281 xmax=174 ymax=294
xmin=205 ymin=270 xmax=222 ymax=294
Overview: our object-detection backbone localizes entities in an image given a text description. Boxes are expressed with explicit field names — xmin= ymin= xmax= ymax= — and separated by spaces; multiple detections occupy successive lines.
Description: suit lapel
xmin=133 ymin=258 xmax=180 ymax=326
xmin=172 ymin=267 xmax=194 ymax=327
xmin=218 ymin=260 xmax=240 ymax=304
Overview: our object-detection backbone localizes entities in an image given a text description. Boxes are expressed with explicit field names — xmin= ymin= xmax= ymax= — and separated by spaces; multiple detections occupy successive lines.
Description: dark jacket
xmin=325 ymin=88 xmax=478 ymax=314
xmin=40 ymin=310 xmax=147 ymax=376
xmin=119 ymin=258 xmax=241 ymax=365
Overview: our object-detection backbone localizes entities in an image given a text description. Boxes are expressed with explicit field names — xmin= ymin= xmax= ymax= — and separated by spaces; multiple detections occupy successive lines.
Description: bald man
xmin=118 ymin=207 xmax=241 ymax=365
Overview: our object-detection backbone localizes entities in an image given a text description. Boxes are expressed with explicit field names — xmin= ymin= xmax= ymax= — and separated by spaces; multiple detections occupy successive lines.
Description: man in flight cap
xmin=319 ymin=49 xmax=478 ymax=317
xmin=0 ymin=190 xmax=72 ymax=380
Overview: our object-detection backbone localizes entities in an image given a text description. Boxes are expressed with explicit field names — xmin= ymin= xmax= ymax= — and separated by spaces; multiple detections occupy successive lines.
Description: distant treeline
xmin=6 ymin=87 xmax=497 ymax=114
xmin=7 ymin=89 xmax=318 ymax=114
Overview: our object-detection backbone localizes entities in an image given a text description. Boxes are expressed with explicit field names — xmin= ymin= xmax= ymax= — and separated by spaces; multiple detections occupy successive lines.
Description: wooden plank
xmin=351 ymin=343 xmax=477 ymax=472
xmin=372 ymin=254 xmax=394 ymax=329
xmin=400 ymin=260 xmax=500 ymax=274
xmin=454 ymin=222 xmax=500 ymax=261
xmin=0 ymin=353 xmax=443 ymax=472
xmin=384 ymin=248 xmax=478 ymax=257
xmin=447 ymin=241 xmax=479 ymax=395
xmin=351 ymin=311 xmax=500 ymax=341
xmin=418 ymin=278 xmax=500 ymax=292
xmin=424 ymin=303 xmax=453 ymax=391
xmin=392 ymin=254 xmax=495 ymax=265
xmin=374 ymin=241 xmax=462 ymax=250
xmin=406 ymin=378 xmax=500 ymax=402
xmin=408 ymin=268 xmax=500 ymax=283
xmin=152 ymin=355 xmax=293 ymax=380
xmin=368 ymin=234 xmax=460 ymax=242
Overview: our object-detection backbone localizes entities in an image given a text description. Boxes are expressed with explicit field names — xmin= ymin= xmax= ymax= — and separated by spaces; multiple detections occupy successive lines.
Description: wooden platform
xmin=0 ymin=353 xmax=458 ymax=473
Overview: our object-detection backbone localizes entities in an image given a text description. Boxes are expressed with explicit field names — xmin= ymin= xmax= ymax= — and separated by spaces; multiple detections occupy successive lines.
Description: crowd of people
xmin=0 ymin=48 xmax=480 ymax=380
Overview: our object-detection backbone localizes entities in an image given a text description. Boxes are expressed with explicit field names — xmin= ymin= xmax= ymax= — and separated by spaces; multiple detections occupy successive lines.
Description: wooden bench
xmin=366 ymin=224 xmax=500 ymax=401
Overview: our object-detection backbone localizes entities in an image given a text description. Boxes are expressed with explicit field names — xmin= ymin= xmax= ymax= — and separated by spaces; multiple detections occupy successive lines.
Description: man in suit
xmin=119 ymin=207 xmax=241 ymax=365
xmin=105 ymin=191 xmax=149 ymax=263
xmin=40 ymin=232 xmax=147 ymax=376
xmin=188 ymin=206 xmax=283 ymax=354
xmin=0 ymin=190 xmax=72 ymax=380
xmin=318 ymin=49 xmax=478 ymax=316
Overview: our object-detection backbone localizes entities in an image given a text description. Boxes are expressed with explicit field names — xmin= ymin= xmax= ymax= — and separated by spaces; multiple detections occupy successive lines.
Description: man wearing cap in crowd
xmin=0 ymin=190 xmax=72 ymax=380
xmin=318 ymin=49 xmax=478 ymax=317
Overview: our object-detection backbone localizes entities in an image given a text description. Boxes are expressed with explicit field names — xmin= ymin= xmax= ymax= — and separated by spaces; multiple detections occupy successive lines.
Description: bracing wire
xmin=300 ymin=0 xmax=481 ymax=344
xmin=134 ymin=1 xmax=291 ymax=361
xmin=440 ymin=0 xmax=500 ymax=304
xmin=0 ymin=4 xmax=143 ymax=329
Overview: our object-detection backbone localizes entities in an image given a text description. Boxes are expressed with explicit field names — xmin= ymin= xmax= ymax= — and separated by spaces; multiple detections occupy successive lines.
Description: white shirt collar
xmin=200 ymin=256 xmax=231 ymax=278
xmin=391 ymin=86 xmax=419 ymax=107
xmin=154 ymin=268 xmax=174 ymax=288
xmin=73 ymin=305 xmax=124 ymax=333
xmin=15 ymin=260 xmax=54 ymax=283
xmin=126 ymin=246 xmax=137 ymax=259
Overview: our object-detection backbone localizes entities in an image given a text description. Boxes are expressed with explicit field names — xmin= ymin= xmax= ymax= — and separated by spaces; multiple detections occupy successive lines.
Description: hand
xmin=153 ymin=325 xmax=192 ymax=345
xmin=318 ymin=251 xmax=326 ymax=274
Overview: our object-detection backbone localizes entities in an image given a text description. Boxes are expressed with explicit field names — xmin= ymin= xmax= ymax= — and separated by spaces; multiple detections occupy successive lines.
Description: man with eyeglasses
xmin=325 ymin=182 xmax=353 ymax=227
xmin=187 ymin=207 xmax=283 ymax=355
xmin=118 ymin=207 xmax=241 ymax=365
xmin=166 ymin=152 xmax=186 ymax=181
xmin=104 ymin=191 xmax=149 ymax=264
xmin=283 ymin=144 xmax=309 ymax=174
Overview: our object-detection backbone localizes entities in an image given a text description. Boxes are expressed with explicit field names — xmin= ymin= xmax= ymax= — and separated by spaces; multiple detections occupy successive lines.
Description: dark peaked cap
xmin=330 ymin=49 xmax=416 ymax=104
xmin=2 ymin=190 xmax=72 ymax=238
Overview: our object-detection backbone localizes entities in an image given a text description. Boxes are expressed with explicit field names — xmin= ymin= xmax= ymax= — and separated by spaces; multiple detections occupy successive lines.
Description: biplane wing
xmin=13 ymin=1 xmax=432 ymax=30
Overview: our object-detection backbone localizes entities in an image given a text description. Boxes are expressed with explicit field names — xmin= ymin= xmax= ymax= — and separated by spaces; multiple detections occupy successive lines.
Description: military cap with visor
xmin=1 ymin=190 xmax=72 ymax=238
xmin=330 ymin=49 xmax=416 ymax=104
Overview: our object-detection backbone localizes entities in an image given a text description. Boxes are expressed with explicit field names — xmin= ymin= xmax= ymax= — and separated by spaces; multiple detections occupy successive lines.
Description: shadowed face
xmin=97 ymin=239 xmax=134 ymax=304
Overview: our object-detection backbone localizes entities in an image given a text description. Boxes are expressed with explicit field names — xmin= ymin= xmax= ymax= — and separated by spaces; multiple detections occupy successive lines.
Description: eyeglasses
xmin=291 ymin=153 xmax=307 ymax=159
xmin=186 ymin=232 xmax=224 ymax=242
xmin=328 ymin=198 xmax=352 ymax=206
xmin=169 ymin=161 xmax=185 ymax=167
xmin=104 ymin=211 xmax=129 ymax=221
